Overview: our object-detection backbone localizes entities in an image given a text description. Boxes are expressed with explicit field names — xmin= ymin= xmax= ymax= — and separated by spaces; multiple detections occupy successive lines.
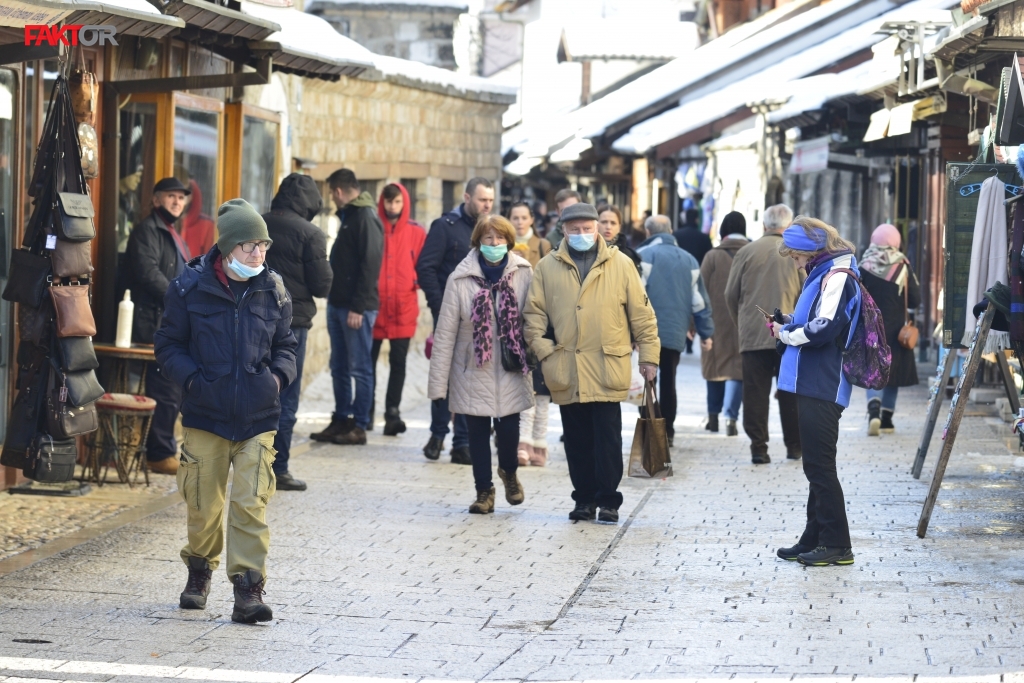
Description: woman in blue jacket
xmin=768 ymin=217 xmax=860 ymax=567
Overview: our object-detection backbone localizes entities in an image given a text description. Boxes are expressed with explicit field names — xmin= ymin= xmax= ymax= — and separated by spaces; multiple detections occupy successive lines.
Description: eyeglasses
xmin=239 ymin=241 xmax=271 ymax=253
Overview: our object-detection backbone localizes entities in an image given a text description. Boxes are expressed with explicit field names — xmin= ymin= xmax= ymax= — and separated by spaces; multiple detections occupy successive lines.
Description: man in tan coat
xmin=724 ymin=204 xmax=803 ymax=463
xmin=524 ymin=203 xmax=660 ymax=524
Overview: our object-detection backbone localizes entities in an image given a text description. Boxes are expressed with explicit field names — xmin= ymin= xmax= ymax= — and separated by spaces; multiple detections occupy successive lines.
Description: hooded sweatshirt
xmin=180 ymin=179 xmax=215 ymax=258
xmin=374 ymin=183 xmax=426 ymax=340
xmin=329 ymin=190 xmax=384 ymax=314
xmin=263 ymin=173 xmax=333 ymax=328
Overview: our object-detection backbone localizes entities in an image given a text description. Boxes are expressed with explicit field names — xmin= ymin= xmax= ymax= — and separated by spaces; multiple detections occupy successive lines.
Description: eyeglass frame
xmin=239 ymin=240 xmax=272 ymax=253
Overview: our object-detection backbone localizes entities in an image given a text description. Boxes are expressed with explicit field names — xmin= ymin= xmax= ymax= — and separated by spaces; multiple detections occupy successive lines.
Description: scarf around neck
xmin=469 ymin=269 xmax=529 ymax=374
xmin=860 ymin=244 xmax=908 ymax=291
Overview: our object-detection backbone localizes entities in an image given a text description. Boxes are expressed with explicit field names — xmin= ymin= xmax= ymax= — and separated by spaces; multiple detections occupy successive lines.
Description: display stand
xmin=911 ymin=351 xmax=956 ymax=479
xmin=918 ymin=306 xmax=995 ymax=538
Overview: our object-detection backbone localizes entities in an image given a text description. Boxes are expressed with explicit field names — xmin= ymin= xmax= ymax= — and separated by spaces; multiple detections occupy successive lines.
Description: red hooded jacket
xmin=374 ymin=183 xmax=426 ymax=340
xmin=181 ymin=179 xmax=215 ymax=258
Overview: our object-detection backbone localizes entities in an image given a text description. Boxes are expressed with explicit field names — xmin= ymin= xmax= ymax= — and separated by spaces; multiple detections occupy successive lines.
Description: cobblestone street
xmin=1 ymin=351 xmax=1023 ymax=682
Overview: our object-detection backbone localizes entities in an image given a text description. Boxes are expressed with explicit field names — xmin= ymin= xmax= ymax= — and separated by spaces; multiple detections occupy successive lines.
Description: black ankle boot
xmin=423 ymin=435 xmax=444 ymax=460
xmin=867 ymin=398 xmax=881 ymax=436
xmin=382 ymin=409 xmax=406 ymax=436
xmin=311 ymin=417 xmax=353 ymax=442
xmin=880 ymin=409 xmax=894 ymax=433
xmin=231 ymin=569 xmax=273 ymax=623
xmin=179 ymin=556 xmax=212 ymax=609
xmin=705 ymin=414 xmax=719 ymax=433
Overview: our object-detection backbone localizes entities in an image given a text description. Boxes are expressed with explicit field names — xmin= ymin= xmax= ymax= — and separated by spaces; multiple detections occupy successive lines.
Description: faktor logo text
xmin=24 ymin=25 xmax=118 ymax=47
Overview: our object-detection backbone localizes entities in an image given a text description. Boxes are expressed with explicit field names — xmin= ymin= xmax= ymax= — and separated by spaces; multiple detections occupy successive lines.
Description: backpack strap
xmin=820 ymin=267 xmax=859 ymax=290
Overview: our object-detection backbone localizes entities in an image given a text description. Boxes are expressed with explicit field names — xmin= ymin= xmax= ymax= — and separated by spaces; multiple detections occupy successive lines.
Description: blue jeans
xmin=430 ymin=311 xmax=468 ymax=448
xmin=327 ymin=305 xmax=378 ymax=430
xmin=707 ymin=379 xmax=742 ymax=420
xmin=273 ymin=326 xmax=307 ymax=475
xmin=866 ymin=386 xmax=899 ymax=412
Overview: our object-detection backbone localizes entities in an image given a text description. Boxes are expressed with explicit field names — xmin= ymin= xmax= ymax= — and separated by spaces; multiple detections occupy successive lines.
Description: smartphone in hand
xmin=754 ymin=305 xmax=772 ymax=320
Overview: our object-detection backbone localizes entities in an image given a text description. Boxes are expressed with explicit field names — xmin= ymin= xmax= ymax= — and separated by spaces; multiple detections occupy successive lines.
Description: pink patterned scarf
xmin=470 ymin=273 xmax=529 ymax=374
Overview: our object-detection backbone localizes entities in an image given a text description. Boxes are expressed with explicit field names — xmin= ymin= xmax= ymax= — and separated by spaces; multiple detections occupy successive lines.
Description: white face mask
xmin=226 ymin=255 xmax=264 ymax=279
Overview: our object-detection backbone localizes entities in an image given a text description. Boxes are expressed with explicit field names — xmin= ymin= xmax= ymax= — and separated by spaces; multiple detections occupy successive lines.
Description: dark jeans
xmin=741 ymin=349 xmax=801 ymax=457
xmin=273 ymin=326 xmax=307 ymax=475
xmin=327 ymin=305 xmax=377 ymax=430
xmin=371 ymin=337 xmax=410 ymax=415
xmin=658 ymin=348 xmax=681 ymax=438
xmin=429 ymin=312 xmax=468 ymax=448
xmin=145 ymin=362 xmax=182 ymax=462
xmin=559 ymin=401 xmax=624 ymax=510
xmin=465 ymin=413 xmax=519 ymax=492
xmin=796 ymin=394 xmax=851 ymax=549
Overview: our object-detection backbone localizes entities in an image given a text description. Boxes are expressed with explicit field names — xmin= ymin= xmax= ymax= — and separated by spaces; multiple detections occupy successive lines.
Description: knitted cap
xmin=216 ymin=199 xmax=271 ymax=255
xmin=871 ymin=223 xmax=901 ymax=248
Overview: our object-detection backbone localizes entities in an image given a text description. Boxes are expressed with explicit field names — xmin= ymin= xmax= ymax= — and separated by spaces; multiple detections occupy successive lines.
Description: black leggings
xmin=370 ymin=337 xmax=410 ymax=414
xmin=465 ymin=414 xmax=520 ymax=492
xmin=796 ymin=394 xmax=851 ymax=548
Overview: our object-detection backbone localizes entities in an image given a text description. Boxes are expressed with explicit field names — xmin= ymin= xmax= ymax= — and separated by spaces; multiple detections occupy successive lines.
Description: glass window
xmin=442 ymin=180 xmax=457 ymax=214
xmin=359 ymin=179 xmax=380 ymax=198
xmin=0 ymin=69 xmax=17 ymax=439
xmin=117 ymin=102 xmax=157 ymax=254
xmin=240 ymin=115 xmax=278 ymax=213
xmin=174 ymin=106 xmax=219 ymax=218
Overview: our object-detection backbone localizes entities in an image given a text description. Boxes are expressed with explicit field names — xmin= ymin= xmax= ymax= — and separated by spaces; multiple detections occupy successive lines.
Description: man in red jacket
xmin=372 ymin=183 xmax=426 ymax=435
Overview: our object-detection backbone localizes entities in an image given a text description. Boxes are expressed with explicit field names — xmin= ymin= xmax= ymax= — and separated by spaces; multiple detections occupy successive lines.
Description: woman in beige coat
xmin=428 ymin=215 xmax=534 ymax=514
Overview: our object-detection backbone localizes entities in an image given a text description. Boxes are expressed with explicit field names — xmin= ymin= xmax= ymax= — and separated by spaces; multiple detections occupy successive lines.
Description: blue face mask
xmin=479 ymin=244 xmax=508 ymax=263
xmin=225 ymin=255 xmax=264 ymax=279
xmin=567 ymin=233 xmax=596 ymax=251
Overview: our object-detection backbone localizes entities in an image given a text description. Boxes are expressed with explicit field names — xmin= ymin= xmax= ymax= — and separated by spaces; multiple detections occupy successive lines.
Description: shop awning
xmin=162 ymin=0 xmax=280 ymax=51
xmin=0 ymin=0 xmax=184 ymax=37
xmin=241 ymin=1 xmax=374 ymax=80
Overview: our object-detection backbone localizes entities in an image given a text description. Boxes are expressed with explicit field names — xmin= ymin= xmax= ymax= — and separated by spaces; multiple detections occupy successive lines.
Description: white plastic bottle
xmin=115 ymin=289 xmax=134 ymax=348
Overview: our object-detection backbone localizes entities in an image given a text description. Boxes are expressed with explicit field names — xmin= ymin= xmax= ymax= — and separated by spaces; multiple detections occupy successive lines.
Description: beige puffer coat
xmin=427 ymin=249 xmax=534 ymax=417
xmin=523 ymin=237 xmax=660 ymax=405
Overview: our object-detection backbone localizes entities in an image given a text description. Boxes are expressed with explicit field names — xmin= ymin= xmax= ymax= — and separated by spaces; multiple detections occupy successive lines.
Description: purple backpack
xmin=821 ymin=268 xmax=891 ymax=390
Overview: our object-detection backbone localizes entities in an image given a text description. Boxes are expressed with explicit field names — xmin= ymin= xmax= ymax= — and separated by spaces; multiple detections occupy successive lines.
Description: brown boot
xmin=332 ymin=426 xmax=367 ymax=445
xmin=497 ymin=467 xmax=525 ymax=505
xmin=311 ymin=417 xmax=354 ymax=442
xmin=149 ymin=456 xmax=179 ymax=475
xmin=468 ymin=487 xmax=495 ymax=514
xmin=529 ymin=447 xmax=547 ymax=467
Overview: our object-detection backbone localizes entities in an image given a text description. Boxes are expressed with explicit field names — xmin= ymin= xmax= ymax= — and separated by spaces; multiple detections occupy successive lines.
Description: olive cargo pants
xmin=177 ymin=428 xmax=277 ymax=579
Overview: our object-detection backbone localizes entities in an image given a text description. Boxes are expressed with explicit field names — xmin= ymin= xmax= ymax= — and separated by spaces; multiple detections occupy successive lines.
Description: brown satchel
xmin=628 ymin=380 xmax=672 ymax=478
xmin=51 ymin=238 xmax=93 ymax=277
xmin=49 ymin=282 xmax=96 ymax=338
xmin=897 ymin=265 xmax=918 ymax=350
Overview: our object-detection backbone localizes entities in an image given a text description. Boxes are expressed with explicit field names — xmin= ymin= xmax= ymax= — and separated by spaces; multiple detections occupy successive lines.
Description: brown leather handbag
xmin=897 ymin=265 xmax=918 ymax=350
xmin=51 ymin=238 xmax=93 ymax=277
xmin=48 ymin=281 xmax=96 ymax=338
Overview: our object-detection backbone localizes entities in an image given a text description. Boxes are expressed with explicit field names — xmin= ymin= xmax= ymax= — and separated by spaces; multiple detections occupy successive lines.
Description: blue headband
xmin=782 ymin=224 xmax=827 ymax=251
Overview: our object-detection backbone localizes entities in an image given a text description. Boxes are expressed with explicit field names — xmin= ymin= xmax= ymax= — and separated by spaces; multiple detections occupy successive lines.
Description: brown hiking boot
xmin=469 ymin=487 xmax=495 ymax=514
xmin=311 ymin=417 xmax=353 ymax=442
xmin=332 ymin=426 xmax=367 ymax=445
xmin=497 ymin=467 xmax=525 ymax=505
xmin=231 ymin=569 xmax=273 ymax=623
xmin=179 ymin=556 xmax=211 ymax=609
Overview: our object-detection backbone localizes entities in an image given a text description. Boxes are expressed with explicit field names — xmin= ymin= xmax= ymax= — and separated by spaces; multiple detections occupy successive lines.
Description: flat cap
xmin=560 ymin=202 xmax=599 ymax=222
xmin=153 ymin=177 xmax=191 ymax=195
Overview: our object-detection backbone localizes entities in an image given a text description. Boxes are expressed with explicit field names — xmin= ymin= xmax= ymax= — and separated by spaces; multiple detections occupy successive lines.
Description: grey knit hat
xmin=216 ymin=198 xmax=271 ymax=255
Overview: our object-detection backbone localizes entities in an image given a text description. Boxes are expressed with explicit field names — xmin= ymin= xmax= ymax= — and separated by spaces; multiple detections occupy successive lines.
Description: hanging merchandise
xmin=69 ymin=62 xmax=99 ymax=179
xmin=961 ymin=175 xmax=1009 ymax=351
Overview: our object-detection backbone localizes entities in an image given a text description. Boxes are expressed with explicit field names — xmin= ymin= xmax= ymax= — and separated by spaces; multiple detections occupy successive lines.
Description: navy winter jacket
xmin=777 ymin=252 xmax=861 ymax=407
xmin=416 ymin=204 xmax=476 ymax=318
xmin=154 ymin=246 xmax=298 ymax=442
xmin=636 ymin=232 xmax=714 ymax=352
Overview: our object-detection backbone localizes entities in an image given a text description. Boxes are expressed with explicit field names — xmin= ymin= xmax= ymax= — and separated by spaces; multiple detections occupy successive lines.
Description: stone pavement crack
xmin=547 ymin=485 xmax=657 ymax=628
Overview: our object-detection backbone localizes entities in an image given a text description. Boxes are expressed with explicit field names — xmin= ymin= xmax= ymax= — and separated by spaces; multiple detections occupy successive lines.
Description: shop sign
xmin=790 ymin=136 xmax=830 ymax=175
xmin=25 ymin=24 xmax=118 ymax=47
xmin=0 ymin=1 xmax=67 ymax=28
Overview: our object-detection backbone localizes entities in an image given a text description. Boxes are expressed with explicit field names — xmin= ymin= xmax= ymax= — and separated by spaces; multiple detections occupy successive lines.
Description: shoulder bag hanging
xmin=3 ymin=248 xmax=52 ymax=307
xmin=47 ymin=360 xmax=98 ymax=438
xmin=897 ymin=265 xmax=919 ymax=350
xmin=49 ymin=280 xmax=97 ymax=338
xmin=22 ymin=433 xmax=78 ymax=483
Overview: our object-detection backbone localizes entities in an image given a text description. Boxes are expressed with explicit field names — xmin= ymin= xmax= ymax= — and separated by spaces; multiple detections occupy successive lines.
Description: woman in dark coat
xmin=597 ymin=206 xmax=642 ymax=274
xmin=859 ymin=223 xmax=920 ymax=436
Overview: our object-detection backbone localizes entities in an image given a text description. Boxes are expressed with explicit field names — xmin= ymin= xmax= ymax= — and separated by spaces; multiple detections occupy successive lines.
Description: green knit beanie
xmin=216 ymin=198 xmax=271 ymax=255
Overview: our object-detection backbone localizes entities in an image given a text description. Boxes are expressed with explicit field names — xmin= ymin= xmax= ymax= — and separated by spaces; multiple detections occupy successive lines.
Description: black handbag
xmin=18 ymin=299 xmax=54 ymax=346
xmin=64 ymin=368 xmax=104 ymax=406
xmin=54 ymin=191 xmax=95 ymax=242
xmin=492 ymin=292 xmax=524 ymax=373
xmin=57 ymin=336 xmax=98 ymax=372
xmin=0 ymin=344 xmax=51 ymax=469
xmin=2 ymin=248 xmax=52 ymax=307
xmin=47 ymin=362 xmax=98 ymax=438
xmin=22 ymin=433 xmax=77 ymax=483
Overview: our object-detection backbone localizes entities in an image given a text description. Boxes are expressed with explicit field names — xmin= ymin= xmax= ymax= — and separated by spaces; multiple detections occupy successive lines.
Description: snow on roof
xmin=243 ymin=1 xmax=376 ymax=73
xmin=611 ymin=0 xmax=957 ymax=154
xmin=559 ymin=21 xmax=700 ymax=62
xmin=307 ymin=0 xmax=467 ymax=7
xmin=21 ymin=0 xmax=185 ymax=32
xmin=368 ymin=54 xmax=518 ymax=103
xmin=764 ymin=62 xmax=875 ymax=125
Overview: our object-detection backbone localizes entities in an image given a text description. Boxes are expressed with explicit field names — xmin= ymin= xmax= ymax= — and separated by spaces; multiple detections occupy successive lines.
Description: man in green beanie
xmin=155 ymin=198 xmax=298 ymax=624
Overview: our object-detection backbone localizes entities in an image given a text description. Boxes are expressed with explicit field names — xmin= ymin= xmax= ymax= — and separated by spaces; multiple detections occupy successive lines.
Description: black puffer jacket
xmin=860 ymin=265 xmax=920 ymax=388
xmin=154 ymin=246 xmax=298 ymax=442
xmin=328 ymin=192 xmax=383 ymax=314
xmin=416 ymin=204 xmax=476 ymax=318
xmin=125 ymin=210 xmax=187 ymax=343
xmin=262 ymin=174 xmax=332 ymax=329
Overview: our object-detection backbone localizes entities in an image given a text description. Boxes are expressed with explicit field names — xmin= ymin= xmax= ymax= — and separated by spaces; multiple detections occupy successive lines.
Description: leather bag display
xmin=57 ymin=336 xmax=98 ymax=372
xmin=54 ymin=191 xmax=96 ymax=242
xmin=51 ymin=238 xmax=93 ymax=277
xmin=47 ymin=361 xmax=98 ymax=438
xmin=64 ymin=368 xmax=104 ymax=407
xmin=0 ymin=345 xmax=51 ymax=469
xmin=3 ymin=249 xmax=52 ymax=307
xmin=628 ymin=381 xmax=672 ymax=479
xmin=22 ymin=433 xmax=78 ymax=483
xmin=18 ymin=300 xmax=53 ymax=346
xmin=49 ymin=282 xmax=96 ymax=338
